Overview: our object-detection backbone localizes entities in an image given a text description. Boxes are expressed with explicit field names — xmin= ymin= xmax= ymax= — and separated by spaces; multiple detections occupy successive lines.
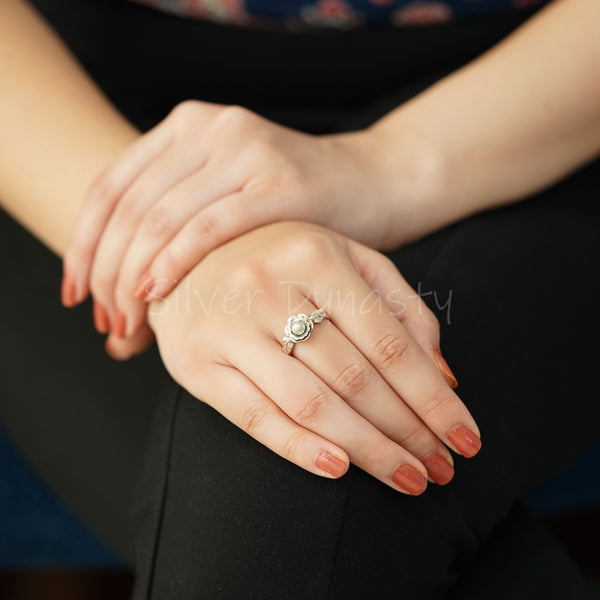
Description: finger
xmin=114 ymin=158 xmax=252 ymax=336
xmin=184 ymin=362 xmax=350 ymax=479
xmin=347 ymin=241 xmax=457 ymax=388
xmin=134 ymin=187 xmax=282 ymax=308
xmin=89 ymin=141 xmax=208 ymax=319
xmin=104 ymin=322 xmax=155 ymax=361
xmin=63 ymin=120 xmax=174 ymax=306
xmin=283 ymin=309 xmax=454 ymax=485
xmin=312 ymin=267 xmax=482 ymax=459
xmin=227 ymin=327 xmax=429 ymax=496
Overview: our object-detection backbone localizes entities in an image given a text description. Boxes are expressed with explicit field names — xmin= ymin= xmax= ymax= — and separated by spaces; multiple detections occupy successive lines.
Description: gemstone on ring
xmin=282 ymin=310 xmax=328 ymax=355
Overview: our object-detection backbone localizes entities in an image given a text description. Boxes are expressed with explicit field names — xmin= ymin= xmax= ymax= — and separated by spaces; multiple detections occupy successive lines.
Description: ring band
xmin=282 ymin=309 xmax=328 ymax=355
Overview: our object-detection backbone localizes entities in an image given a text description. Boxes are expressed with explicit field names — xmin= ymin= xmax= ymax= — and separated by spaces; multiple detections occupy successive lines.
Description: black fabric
xmin=0 ymin=0 xmax=599 ymax=597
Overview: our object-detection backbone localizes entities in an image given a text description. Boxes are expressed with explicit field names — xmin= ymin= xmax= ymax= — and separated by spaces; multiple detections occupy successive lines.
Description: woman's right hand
xmin=145 ymin=221 xmax=481 ymax=494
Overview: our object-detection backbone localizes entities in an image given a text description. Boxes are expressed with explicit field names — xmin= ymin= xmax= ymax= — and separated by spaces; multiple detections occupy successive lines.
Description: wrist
xmin=362 ymin=114 xmax=456 ymax=244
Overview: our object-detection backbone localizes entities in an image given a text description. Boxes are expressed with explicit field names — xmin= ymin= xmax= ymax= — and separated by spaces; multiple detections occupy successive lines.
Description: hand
xmin=61 ymin=100 xmax=410 ymax=339
xmin=144 ymin=221 xmax=481 ymax=495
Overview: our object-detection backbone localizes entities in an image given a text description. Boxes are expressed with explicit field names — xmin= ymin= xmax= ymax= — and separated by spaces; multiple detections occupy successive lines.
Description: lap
xmin=129 ymin=158 xmax=600 ymax=599
xmin=0 ymin=206 xmax=170 ymax=562
xmin=1 ymin=3 xmax=598 ymax=593
xmin=2 ymin=162 xmax=598 ymax=598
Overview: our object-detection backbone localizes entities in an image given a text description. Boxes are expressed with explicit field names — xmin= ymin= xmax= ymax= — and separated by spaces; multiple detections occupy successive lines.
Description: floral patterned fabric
xmin=127 ymin=0 xmax=548 ymax=31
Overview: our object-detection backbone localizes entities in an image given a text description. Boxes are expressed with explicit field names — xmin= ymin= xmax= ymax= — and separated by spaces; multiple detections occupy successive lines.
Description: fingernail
xmin=92 ymin=300 xmax=110 ymax=334
xmin=60 ymin=272 xmax=77 ymax=308
xmin=433 ymin=348 xmax=458 ymax=389
xmin=112 ymin=309 xmax=127 ymax=338
xmin=134 ymin=271 xmax=155 ymax=301
xmin=392 ymin=464 xmax=427 ymax=495
xmin=316 ymin=451 xmax=347 ymax=478
xmin=448 ymin=425 xmax=482 ymax=458
xmin=423 ymin=453 xmax=454 ymax=485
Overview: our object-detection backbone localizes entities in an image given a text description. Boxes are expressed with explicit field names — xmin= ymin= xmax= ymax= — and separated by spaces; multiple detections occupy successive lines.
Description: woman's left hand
xmin=61 ymin=100 xmax=410 ymax=338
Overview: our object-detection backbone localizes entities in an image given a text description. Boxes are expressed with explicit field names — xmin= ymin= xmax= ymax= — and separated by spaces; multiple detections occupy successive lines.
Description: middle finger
xmin=226 ymin=310 xmax=430 ymax=495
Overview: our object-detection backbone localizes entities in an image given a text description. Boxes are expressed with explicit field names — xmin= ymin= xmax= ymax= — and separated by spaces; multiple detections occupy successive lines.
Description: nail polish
xmin=112 ymin=309 xmax=127 ymax=338
xmin=392 ymin=464 xmax=427 ymax=495
xmin=93 ymin=300 xmax=110 ymax=334
xmin=60 ymin=272 xmax=76 ymax=308
xmin=316 ymin=451 xmax=347 ymax=478
xmin=134 ymin=271 xmax=155 ymax=301
xmin=433 ymin=348 xmax=458 ymax=389
xmin=423 ymin=453 xmax=454 ymax=485
xmin=448 ymin=425 xmax=482 ymax=458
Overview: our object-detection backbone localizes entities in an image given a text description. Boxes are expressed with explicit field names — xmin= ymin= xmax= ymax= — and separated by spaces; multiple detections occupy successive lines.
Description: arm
xmin=367 ymin=0 xmax=600 ymax=238
xmin=0 ymin=0 xmax=139 ymax=256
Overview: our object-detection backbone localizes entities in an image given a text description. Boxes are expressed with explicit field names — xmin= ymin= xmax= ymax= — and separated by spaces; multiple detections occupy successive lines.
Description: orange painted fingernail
xmin=316 ymin=451 xmax=348 ymax=478
xmin=60 ymin=272 xmax=77 ymax=308
xmin=134 ymin=271 xmax=155 ymax=301
xmin=448 ymin=425 xmax=482 ymax=458
xmin=112 ymin=309 xmax=127 ymax=338
xmin=92 ymin=300 xmax=110 ymax=334
xmin=392 ymin=464 xmax=427 ymax=495
xmin=423 ymin=453 xmax=454 ymax=485
xmin=433 ymin=348 xmax=458 ymax=389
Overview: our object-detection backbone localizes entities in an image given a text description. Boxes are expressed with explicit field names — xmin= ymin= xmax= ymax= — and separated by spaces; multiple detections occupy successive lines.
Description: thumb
xmin=105 ymin=323 xmax=155 ymax=361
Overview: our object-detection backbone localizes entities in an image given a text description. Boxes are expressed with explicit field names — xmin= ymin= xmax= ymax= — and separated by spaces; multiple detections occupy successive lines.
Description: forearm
xmin=367 ymin=0 xmax=600 ymax=235
xmin=0 ymin=0 xmax=139 ymax=256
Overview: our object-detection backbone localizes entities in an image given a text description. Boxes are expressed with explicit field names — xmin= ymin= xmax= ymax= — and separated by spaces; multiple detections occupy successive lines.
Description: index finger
xmin=62 ymin=120 xmax=174 ymax=306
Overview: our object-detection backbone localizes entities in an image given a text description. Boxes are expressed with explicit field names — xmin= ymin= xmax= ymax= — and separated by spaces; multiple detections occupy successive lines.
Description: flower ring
xmin=282 ymin=309 xmax=328 ymax=355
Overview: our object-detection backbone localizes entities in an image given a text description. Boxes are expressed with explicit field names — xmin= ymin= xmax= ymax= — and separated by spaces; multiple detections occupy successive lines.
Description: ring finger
xmin=278 ymin=301 xmax=454 ymax=485
xmin=227 ymin=311 xmax=430 ymax=495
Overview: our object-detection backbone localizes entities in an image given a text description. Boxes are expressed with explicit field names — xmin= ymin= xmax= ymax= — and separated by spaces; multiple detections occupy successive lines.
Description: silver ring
xmin=282 ymin=309 xmax=328 ymax=355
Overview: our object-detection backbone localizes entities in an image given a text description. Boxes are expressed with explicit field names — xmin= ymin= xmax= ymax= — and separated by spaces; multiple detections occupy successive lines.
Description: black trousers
xmin=1 ymin=0 xmax=599 ymax=598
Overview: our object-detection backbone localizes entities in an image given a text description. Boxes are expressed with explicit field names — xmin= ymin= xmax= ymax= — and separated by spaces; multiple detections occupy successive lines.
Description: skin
xmin=59 ymin=0 xmax=600 ymax=346
xmin=145 ymin=221 xmax=479 ymax=492
xmin=1 ymin=0 xmax=598 ymax=484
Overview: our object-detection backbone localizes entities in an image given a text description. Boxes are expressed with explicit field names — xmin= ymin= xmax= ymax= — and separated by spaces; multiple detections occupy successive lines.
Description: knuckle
xmin=142 ymin=205 xmax=173 ymax=239
xmin=293 ymin=386 xmax=331 ymax=425
xmin=372 ymin=333 xmax=411 ymax=369
xmin=170 ymin=99 xmax=201 ymax=120
xmin=225 ymin=261 xmax=265 ymax=290
xmin=191 ymin=211 xmax=218 ymax=240
xmin=420 ymin=388 xmax=452 ymax=420
xmin=86 ymin=169 xmax=113 ymax=206
xmin=280 ymin=430 xmax=306 ymax=462
xmin=334 ymin=361 xmax=373 ymax=400
xmin=239 ymin=401 xmax=270 ymax=435
xmin=114 ymin=189 xmax=144 ymax=227
xmin=397 ymin=425 xmax=426 ymax=449
xmin=279 ymin=231 xmax=335 ymax=270
xmin=216 ymin=104 xmax=254 ymax=131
